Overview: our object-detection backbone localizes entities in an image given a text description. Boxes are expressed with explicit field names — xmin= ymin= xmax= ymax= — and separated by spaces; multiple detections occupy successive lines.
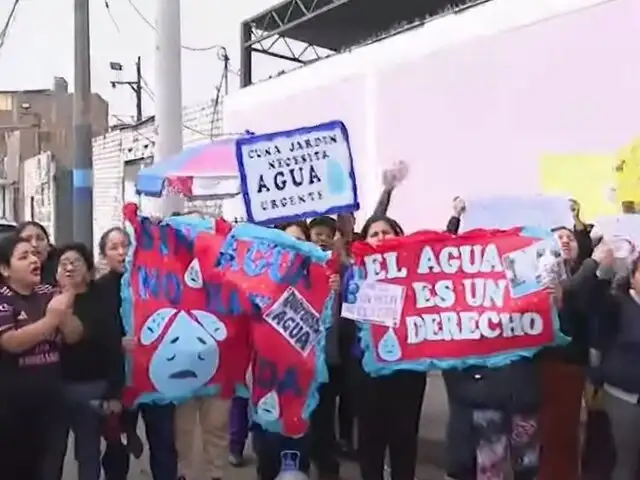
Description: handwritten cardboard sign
xmin=235 ymin=121 xmax=359 ymax=224
xmin=341 ymin=281 xmax=406 ymax=327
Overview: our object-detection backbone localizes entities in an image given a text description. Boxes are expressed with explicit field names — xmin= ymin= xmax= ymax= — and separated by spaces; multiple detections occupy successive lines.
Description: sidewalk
xmin=417 ymin=372 xmax=448 ymax=472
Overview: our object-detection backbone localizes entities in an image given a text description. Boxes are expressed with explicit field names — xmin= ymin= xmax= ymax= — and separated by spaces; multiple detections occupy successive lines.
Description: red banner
xmin=121 ymin=204 xmax=251 ymax=406
xmin=196 ymin=224 xmax=332 ymax=437
xmin=345 ymin=227 xmax=564 ymax=375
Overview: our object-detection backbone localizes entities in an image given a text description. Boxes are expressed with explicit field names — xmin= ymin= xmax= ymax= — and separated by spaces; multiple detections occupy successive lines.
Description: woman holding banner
xmin=344 ymin=213 xmax=428 ymax=480
xmin=96 ymin=227 xmax=178 ymax=480
xmin=537 ymin=215 xmax=603 ymax=480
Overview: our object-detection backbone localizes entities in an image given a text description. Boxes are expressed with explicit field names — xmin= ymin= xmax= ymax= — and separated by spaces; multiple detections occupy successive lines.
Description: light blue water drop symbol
xmin=256 ymin=389 xmax=281 ymax=423
xmin=140 ymin=307 xmax=177 ymax=345
xmin=184 ymin=258 xmax=203 ymax=289
xmin=377 ymin=328 xmax=402 ymax=362
xmin=326 ymin=157 xmax=347 ymax=195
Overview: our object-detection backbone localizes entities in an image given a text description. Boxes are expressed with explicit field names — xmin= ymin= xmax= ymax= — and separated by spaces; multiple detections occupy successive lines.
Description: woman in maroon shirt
xmin=0 ymin=234 xmax=82 ymax=480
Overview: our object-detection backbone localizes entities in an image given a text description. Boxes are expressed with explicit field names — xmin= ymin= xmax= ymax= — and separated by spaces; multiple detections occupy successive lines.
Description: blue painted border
xmin=120 ymin=213 xmax=223 ymax=405
xmin=356 ymin=226 xmax=570 ymax=376
xmin=235 ymin=120 xmax=360 ymax=225
xmin=229 ymin=222 xmax=330 ymax=264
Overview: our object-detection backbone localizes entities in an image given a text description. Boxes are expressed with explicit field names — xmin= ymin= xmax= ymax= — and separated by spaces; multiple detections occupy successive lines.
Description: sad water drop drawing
xmin=326 ymin=157 xmax=347 ymax=195
xmin=377 ymin=328 xmax=402 ymax=362
xmin=257 ymin=390 xmax=281 ymax=423
xmin=184 ymin=258 xmax=203 ymax=289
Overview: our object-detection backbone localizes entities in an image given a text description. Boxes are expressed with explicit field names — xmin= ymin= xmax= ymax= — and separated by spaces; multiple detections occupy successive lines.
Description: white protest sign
xmin=341 ymin=281 xmax=406 ymax=327
xmin=594 ymin=215 xmax=640 ymax=269
xmin=462 ymin=194 xmax=573 ymax=232
xmin=235 ymin=121 xmax=359 ymax=224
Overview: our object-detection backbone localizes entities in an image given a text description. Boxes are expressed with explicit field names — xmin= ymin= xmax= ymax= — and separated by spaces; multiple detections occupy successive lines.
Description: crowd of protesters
xmin=0 ymin=170 xmax=638 ymax=480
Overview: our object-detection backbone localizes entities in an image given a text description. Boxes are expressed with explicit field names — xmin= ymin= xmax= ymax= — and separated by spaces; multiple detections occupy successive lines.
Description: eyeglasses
xmin=59 ymin=259 xmax=85 ymax=270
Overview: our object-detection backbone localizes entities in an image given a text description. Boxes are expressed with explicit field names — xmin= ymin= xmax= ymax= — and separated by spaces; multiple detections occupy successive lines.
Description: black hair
xmin=56 ymin=242 xmax=95 ymax=272
xmin=309 ymin=216 xmax=337 ymax=236
xmin=360 ymin=214 xmax=404 ymax=239
xmin=98 ymin=227 xmax=129 ymax=256
xmin=16 ymin=221 xmax=51 ymax=244
xmin=551 ymin=226 xmax=574 ymax=234
xmin=0 ymin=233 xmax=31 ymax=269
xmin=275 ymin=221 xmax=310 ymax=241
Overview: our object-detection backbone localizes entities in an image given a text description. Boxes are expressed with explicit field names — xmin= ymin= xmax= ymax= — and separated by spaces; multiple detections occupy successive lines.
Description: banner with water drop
xmin=121 ymin=204 xmax=252 ymax=406
xmin=344 ymin=227 xmax=568 ymax=376
xmin=196 ymin=223 xmax=335 ymax=437
xmin=234 ymin=120 xmax=359 ymax=225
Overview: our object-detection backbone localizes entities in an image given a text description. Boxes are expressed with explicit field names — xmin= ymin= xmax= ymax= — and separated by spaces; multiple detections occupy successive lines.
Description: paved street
xmin=62 ymin=374 xmax=449 ymax=480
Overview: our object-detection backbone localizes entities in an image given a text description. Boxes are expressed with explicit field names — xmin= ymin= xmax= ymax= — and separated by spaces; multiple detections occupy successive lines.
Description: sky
xmin=0 ymin=0 xmax=296 ymax=122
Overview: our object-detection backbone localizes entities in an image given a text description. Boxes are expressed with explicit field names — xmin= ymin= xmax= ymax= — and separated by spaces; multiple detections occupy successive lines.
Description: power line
xmin=140 ymin=78 xmax=214 ymax=139
xmin=0 ymin=0 xmax=21 ymax=52
xmin=124 ymin=0 xmax=224 ymax=52
xmin=104 ymin=0 xmax=121 ymax=33
xmin=102 ymin=1 xmax=224 ymax=140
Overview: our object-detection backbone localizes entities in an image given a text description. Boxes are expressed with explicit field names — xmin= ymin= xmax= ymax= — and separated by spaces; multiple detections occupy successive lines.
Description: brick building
xmin=0 ymin=77 xmax=109 ymax=228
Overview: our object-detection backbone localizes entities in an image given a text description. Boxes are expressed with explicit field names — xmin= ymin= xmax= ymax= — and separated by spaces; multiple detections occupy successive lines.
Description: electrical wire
xmin=141 ymin=77 xmax=214 ymax=139
xmin=0 ymin=0 xmax=21 ymax=52
xmin=104 ymin=0 xmax=121 ymax=34
xmin=103 ymin=0 xmax=226 ymax=139
xmin=124 ymin=0 xmax=224 ymax=52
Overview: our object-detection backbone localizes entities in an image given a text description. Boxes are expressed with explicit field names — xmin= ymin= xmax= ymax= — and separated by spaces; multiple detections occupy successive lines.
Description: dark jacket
xmin=538 ymin=226 xmax=595 ymax=365
xmin=60 ymin=280 xmax=125 ymax=399
xmin=593 ymin=281 xmax=640 ymax=395
xmin=41 ymin=248 xmax=59 ymax=286
xmin=92 ymin=270 xmax=126 ymax=398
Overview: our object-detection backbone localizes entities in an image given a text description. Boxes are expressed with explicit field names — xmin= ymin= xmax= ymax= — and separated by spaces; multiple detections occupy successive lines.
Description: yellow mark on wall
xmin=539 ymin=154 xmax=617 ymax=221
xmin=615 ymin=138 xmax=640 ymax=204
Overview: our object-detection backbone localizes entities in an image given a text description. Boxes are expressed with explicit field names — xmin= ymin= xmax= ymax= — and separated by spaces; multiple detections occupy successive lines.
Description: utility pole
xmin=69 ymin=0 xmax=93 ymax=246
xmin=155 ymin=0 xmax=184 ymax=215
xmin=110 ymin=56 xmax=143 ymax=123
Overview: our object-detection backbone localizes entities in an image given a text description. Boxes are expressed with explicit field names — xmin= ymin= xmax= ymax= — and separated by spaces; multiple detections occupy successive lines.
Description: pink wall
xmin=226 ymin=0 xmax=640 ymax=232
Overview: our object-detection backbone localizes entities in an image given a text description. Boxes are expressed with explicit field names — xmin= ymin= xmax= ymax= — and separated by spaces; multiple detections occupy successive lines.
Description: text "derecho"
xmin=363 ymin=243 xmax=545 ymax=342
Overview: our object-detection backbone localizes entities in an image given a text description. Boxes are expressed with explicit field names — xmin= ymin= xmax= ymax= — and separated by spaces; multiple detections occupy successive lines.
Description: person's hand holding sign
xmin=546 ymin=281 xmax=564 ymax=309
xmin=453 ymin=196 xmax=466 ymax=218
xmin=592 ymin=242 xmax=614 ymax=269
xmin=569 ymin=198 xmax=586 ymax=230
xmin=329 ymin=273 xmax=341 ymax=292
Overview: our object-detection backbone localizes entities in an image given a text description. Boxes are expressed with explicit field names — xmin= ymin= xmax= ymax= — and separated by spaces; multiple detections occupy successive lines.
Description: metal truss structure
xmin=240 ymin=0 xmax=350 ymax=87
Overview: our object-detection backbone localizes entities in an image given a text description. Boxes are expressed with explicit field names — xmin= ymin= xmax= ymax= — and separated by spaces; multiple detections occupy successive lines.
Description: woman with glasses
xmin=43 ymin=243 xmax=125 ymax=480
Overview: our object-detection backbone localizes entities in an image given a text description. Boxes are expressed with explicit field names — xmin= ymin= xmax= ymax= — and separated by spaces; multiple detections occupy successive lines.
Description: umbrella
xmin=135 ymin=138 xmax=242 ymax=198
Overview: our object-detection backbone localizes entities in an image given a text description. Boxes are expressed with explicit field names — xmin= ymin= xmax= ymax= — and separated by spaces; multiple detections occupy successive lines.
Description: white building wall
xmin=92 ymin=132 xmax=124 ymax=256
xmin=22 ymin=152 xmax=56 ymax=242
xmin=224 ymin=0 xmax=632 ymax=230
xmin=91 ymin=100 xmax=225 ymax=256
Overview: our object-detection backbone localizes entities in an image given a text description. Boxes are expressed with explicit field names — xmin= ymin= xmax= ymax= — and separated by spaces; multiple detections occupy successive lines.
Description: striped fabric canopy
xmin=135 ymin=138 xmax=242 ymax=198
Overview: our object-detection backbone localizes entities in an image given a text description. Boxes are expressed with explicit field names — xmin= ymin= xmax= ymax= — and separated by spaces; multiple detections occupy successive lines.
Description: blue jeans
xmin=102 ymin=404 xmax=177 ymax=480
xmin=43 ymin=380 xmax=108 ymax=480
